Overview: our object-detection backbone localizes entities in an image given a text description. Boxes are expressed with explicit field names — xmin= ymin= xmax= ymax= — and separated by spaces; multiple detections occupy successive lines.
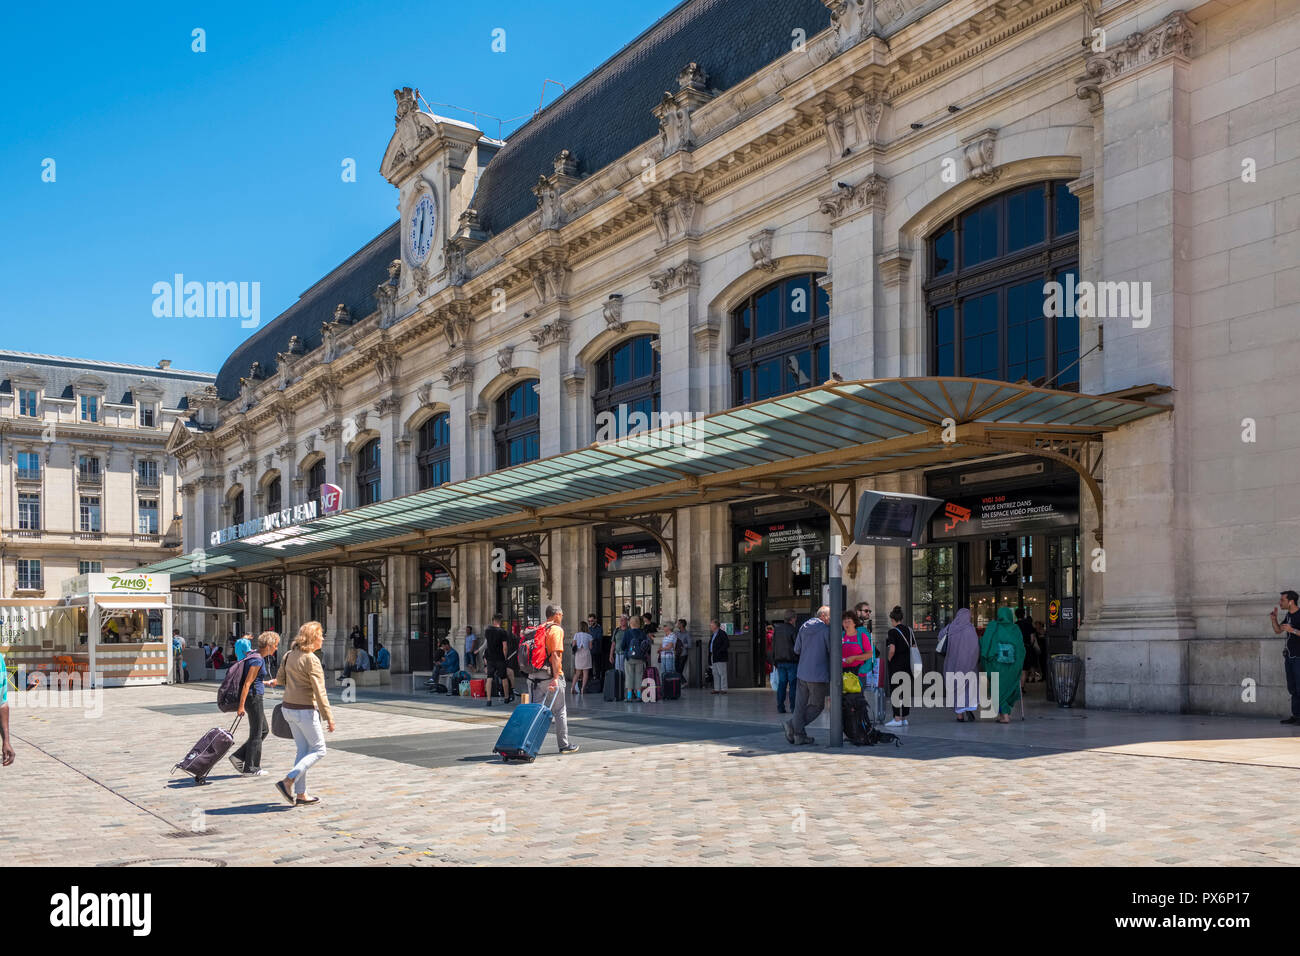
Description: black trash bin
xmin=1049 ymin=654 xmax=1082 ymax=707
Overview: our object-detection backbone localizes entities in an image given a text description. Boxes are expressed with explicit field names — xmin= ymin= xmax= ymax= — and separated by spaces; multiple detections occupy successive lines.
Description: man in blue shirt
xmin=1 ymin=649 xmax=14 ymax=766
xmin=785 ymin=605 xmax=831 ymax=745
xmin=426 ymin=640 xmax=459 ymax=691
xmin=234 ymin=633 xmax=252 ymax=662
xmin=374 ymin=641 xmax=390 ymax=669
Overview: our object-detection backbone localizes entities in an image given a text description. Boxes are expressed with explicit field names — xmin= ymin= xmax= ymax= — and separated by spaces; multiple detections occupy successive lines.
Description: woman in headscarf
xmin=980 ymin=606 xmax=1027 ymax=723
xmin=939 ymin=608 xmax=981 ymax=722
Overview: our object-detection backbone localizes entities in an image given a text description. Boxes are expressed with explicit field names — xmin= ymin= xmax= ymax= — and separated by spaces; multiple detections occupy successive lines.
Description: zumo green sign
xmin=107 ymin=576 xmax=150 ymax=592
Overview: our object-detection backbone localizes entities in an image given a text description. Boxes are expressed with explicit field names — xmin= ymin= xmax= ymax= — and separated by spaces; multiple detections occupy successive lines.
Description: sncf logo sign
xmin=320 ymin=483 xmax=343 ymax=515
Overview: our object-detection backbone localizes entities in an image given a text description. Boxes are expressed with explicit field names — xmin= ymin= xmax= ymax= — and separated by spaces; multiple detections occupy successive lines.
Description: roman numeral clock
xmin=407 ymin=188 xmax=437 ymax=269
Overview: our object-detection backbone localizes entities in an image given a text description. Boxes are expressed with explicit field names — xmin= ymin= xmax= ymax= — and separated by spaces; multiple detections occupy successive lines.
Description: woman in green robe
xmin=979 ymin=607 xmax=1026 ymax=723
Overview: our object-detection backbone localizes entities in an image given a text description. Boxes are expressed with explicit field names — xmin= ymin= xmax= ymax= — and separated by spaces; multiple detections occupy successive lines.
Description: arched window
xmin=231 ymin=490 xmax=244 ymax=527
xmin=417 ymin=412 xmax=451 ymax=489
xmin=593 ymin=334 xmax=660 ymax=427
xmin=729 ymin=272 xmax=830 ymax=406
xmin=925 ymin=180 xmax=1080 ymax=389
xmin=266 ymin=476 xmax=281 ymax=515
xmin=495 ymin=380 xmax=540 ymax=468
xmin=306 ymin=459 xmax=326 ymax=507
xmin=357 ymin=439 xmax=381 ymax=505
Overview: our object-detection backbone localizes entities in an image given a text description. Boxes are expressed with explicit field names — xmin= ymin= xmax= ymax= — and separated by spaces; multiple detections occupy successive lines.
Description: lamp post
xmin=828 ymin=533 xmax=843 ymax=747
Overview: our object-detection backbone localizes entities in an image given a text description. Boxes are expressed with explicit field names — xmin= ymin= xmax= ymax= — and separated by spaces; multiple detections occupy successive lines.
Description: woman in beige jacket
xmin=265 ymin=621 xmax=334 ymax=806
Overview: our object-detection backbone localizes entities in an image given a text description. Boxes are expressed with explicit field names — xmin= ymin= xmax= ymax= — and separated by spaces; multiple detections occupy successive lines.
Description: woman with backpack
xmin=265 ymin=621 xmax=334 ymax=806
xmin=884 ymin=607 xmax=916 ymax=728
xmin=229 ymin=630 xmax=279 ymax=775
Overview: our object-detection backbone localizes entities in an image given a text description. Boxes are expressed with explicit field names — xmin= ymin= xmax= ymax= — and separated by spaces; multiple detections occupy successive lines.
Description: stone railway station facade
xmin=165 ymin=0 xmax=1300 ymax=715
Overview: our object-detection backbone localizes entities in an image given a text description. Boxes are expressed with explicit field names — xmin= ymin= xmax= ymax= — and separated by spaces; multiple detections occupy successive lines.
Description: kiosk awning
xmin=142 ymin=377 xmax=1169 ymax=584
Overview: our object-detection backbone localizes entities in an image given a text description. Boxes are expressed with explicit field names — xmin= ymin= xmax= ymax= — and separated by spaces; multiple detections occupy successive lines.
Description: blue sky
xmin=0 ymin=0 xmax=674 ymax=374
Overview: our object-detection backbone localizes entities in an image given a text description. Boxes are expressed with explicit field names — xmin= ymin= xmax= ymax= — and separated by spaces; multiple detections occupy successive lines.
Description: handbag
xmin=935 ymin=626 xmax=949 ymax=655
xmin=842 ymin=671 xmax=861 ymax=694
xmin=271 ymin=703 xmax=293 ymax=739
xmin=901 ymin=625 xmax=923 ymax=680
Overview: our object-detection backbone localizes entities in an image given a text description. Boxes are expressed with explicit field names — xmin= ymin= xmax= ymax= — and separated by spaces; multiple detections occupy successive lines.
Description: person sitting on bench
xmin=425 ymin=639 xmax=459 ymax=691
xmin=374 ymin=641 xmax=390 ymax=670
xmin=339 ymin=646 xmax=370 ymax=681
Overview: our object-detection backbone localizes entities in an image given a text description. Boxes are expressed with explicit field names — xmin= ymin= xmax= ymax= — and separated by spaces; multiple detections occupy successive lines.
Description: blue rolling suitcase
xmin=493 ymin=686 xmax=557 ymax=763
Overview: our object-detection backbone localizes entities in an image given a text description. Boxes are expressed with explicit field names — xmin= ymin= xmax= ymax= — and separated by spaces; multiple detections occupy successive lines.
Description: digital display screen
xmin=864 ymin=499 xmax=918 ymax=538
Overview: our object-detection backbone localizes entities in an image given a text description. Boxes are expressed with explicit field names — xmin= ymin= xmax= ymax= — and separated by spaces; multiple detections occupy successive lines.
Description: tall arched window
xmin=231 ymin=490 xmax=244 ymax=526
xmin=593 ymin=334 xmax=660 ymax=426
xmin=925 ymin=180 xmax=1080 ymax=389
xmin=265 ymin=476 xmax=281 ymax=514
xmin=495 ymin=380 xmax=540 ymax=468
xmin=306 ymin=459 xmax=326 ymax=507
xmin=729 ymin=272 xmax=830 ymax=406
xmin=417 ymin=412 xmax=451 ymax=489
xmin=357 ymin=439 xmax=381 ymax=505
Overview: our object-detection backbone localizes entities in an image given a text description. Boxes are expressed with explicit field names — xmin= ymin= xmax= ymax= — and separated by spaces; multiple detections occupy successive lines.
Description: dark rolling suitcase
xmin=174 ymin=716 xmax=241 ymax=783
xmin=494 ymin=687 xmax=557 ymax=763
xmin=662 ymin=674 xmax=682 ymax=700
xmin=603 ymin=669 xmax=624 ymax=702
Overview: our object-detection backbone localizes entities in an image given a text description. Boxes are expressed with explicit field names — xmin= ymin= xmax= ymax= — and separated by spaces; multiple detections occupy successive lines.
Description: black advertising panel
xmin=930 ymin=486 xmax=1079 ymax=539
xmin=599 ymin=539 xmax=661 ymax=572
xmin=854 ymin=491 xmax=944 ymax=547
xmin=734 ymin=520 xmax=827 ymax=561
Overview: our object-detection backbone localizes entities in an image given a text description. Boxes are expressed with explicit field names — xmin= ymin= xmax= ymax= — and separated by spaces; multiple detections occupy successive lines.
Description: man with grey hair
xmin=784 ymin=605 xmax=832 ymax=745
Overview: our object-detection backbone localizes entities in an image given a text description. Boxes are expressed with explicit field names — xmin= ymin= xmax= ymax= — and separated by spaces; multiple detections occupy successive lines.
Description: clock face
xmin=408 ymin=192 xmax=437 ymax=266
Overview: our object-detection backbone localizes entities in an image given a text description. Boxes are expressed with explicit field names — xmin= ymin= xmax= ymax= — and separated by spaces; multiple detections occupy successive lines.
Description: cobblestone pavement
xmin=4 ymin=681 xmax=1298 ymax=866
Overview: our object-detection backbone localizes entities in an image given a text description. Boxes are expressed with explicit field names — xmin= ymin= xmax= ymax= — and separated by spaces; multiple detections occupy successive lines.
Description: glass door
xmin=408 ymin=594 xmax=431 ymax=670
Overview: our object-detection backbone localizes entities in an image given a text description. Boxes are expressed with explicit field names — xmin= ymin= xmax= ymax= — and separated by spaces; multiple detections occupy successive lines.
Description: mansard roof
xmin=213 ymin=223 xmax=400 ymax=401
xmin=470 ymin=0 xmax=833 ymax=236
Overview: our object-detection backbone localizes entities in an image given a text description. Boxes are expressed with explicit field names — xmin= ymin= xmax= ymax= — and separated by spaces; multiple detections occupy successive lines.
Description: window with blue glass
xmin=730 ymin=272 xmax=830 ymax=406
xmin=495 ymin=380 xmax=540 ymax=468
xmin=417 ymin=412 xmax=451 ymax=489
xmin=593 ymin=335 xmax=660 ymax=429
xmin=925 ymin=181 xmax=1080 ymax=389
xmin=357 ymin=439 xmax=382 ymax=505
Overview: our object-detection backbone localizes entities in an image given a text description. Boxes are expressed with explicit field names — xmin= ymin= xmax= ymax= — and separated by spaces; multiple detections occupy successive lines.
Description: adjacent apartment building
xmin=0 ymin=352 xmax=214 ymax=611
xmin=164 ymin=0 xmax=1299 ymax=715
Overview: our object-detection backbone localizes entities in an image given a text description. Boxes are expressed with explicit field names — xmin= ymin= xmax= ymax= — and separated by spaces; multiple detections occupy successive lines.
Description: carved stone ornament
xmin=653 ymin=63 xmax=714 ymax=157
xmin=497 ymin=345 xmax=517 ymax=377
xmin=850 ymin=89 xmax=888 ymax=149
xmin=333 ymin=303 xmax=352 ymax=325
xmin=817 ymin=174 xmax=887 ymax=221
xmin=320 ymin=421 xmax=342 ymax=442
xmin=529 ymin=318 xmax=570 ymax=349
xmin=824 ymin=0 xmax=871 ymax=52
xmin=394 ymin=87 xmax=418 ymax=124
xmin=749 ymin=229 xmax=777 ymax=272
xmin=528 ymin=260 xmax=570 ymax=306
xmin=1075 ymin=11 xmax=1195 ymax=104
xmin=961 ymin=128 xmax=1000 ymax=185
xmin=651 ymin=191 xmax=701 ymax=246
xmin=374 ymin=397 xmax=399 ymax=417
xmin=443 ymin=361 xmax=474 ymax=388
xmin=602 ymin=294 xmax=626 ymax=333
xmin=649 ymin=261 xmax=701 ymax=299
xmin=415 ymin=382 xmax=433 ymax=407
xmin=376 ymin=262 xmax=401 ymax=324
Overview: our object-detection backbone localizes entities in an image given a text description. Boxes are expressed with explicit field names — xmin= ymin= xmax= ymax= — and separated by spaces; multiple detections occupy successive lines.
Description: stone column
xmin=1072 ymin=11 xmax=1196 ymax=712
xmin=820 ymin=175 xmax=886 ymax=379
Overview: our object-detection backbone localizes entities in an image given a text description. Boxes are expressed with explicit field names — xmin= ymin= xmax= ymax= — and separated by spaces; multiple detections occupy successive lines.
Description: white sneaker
xmin=884 ymin=718 xmax=904 ymax=728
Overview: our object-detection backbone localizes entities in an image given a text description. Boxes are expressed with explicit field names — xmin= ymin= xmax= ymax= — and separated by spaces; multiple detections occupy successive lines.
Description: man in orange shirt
xmin=540 ymin=604 xmax=579 ymax=755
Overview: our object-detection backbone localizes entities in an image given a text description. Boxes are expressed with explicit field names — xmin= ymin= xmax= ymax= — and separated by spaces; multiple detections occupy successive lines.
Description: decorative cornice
xmin=529 ymin=319 xmax=570 ymax=349
xmin=1075 ymin=11 xmax=1194 ymax=103
xmin=649 ymin=261 xmax=700 ymax=299
xmin=443 ymin=361 xmax=474 ymax=389
xmin=818 ymin=174 xmax=887 ymax=222
xmin=562 ymin=366 xmax=586 ymax=397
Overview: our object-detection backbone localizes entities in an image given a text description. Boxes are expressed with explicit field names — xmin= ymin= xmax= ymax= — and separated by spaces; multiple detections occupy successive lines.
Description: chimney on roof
xmin=157 ymin=359 xmax=172 ymax=369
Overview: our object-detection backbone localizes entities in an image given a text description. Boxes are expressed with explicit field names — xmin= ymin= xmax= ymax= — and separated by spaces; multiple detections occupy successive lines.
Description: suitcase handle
xmin=229 ymin=714 xmax=243 ymax=735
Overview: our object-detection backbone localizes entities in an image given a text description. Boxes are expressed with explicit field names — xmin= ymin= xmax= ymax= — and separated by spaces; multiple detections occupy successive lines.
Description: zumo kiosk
xmin=827 ymin=492 xmax=943 ymax=747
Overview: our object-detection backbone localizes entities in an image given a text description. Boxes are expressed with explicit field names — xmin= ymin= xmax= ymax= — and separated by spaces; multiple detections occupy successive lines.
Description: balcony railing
xmin=137 ymin=474 xmax=160 ymax=488
xmin=13 ymin=529 xmax=42 ymax=539
xmin=78 ymin=471 xmax=103 ymax=485
xmin=16 ymin=468 xmax=41 ymax=481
